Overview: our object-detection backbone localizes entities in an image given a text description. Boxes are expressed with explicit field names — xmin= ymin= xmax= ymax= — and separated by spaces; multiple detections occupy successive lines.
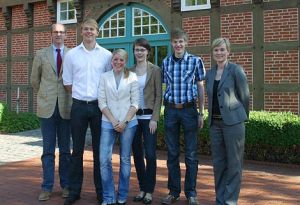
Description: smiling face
xmin=51 ymin=24 xmax=66 ymax=48
xmin=171 ymin=37 xmax=187 ymax=58
xmin=111 ymin=52 xmax=127 ymax=74
xmin=212 ymin=43 xmax=230 ymax=64
xmin=134 ymin=45 xmax=148 ymax=63
xmin=81 ymin=23 xmax=99 ymax=44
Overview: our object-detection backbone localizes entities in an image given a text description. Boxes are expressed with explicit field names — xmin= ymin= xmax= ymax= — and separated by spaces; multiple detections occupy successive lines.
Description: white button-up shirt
xmin=62 ymin=42 xmax=112 ymax=101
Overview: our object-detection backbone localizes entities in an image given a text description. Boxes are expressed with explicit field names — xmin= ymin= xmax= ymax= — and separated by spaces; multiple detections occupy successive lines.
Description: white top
xmin=137 ymin=73 xmax=151 ymax=120
xmin=98 ymin=70 xmax=139 ymax=122
xmin=62 ymin=42 xmax=112 ymax=101
xmin=137 ymin=73 xmax=147 ymax=109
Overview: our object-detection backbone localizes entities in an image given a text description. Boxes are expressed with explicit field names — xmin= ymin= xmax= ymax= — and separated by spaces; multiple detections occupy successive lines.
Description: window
xmin=99 ymin=10 xmax=126 ymax=38
xmin=181 ymin=0 xmax=211 ymax=11
xmin=57 ymin=0 xmax=77 ymax=24
xmin=132 ymin=8 xmax=167 ymax=36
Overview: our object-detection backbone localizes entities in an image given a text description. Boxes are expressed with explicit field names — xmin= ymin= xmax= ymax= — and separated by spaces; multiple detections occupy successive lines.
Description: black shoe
xmin=117 ymin=202 xmax=126 ymax=205
xmin=97 ymin=195 xmax=103 ymax=205
xmin=64 ymin=195 xmax=80 ymax=205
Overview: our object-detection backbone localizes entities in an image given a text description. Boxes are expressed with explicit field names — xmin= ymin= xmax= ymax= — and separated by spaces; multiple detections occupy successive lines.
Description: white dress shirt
xmin=62 ymin=42 xmax=112 ymax=101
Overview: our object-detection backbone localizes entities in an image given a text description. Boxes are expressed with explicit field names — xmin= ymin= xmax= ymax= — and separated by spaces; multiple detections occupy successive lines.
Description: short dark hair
xmin=171 ymin=27 xmax=188 ymax=41
xmin=133 ymin=38 xmax=151 ymax=52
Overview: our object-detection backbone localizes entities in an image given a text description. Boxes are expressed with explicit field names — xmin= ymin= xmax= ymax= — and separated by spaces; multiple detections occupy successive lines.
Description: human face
xmin=81 ymin=23 xmax=99 ymax=44
xmin=51 ymin=24 xmax=66 ymax=48
xmin=212 ymin=43 xmax=230 ymax=64
xmin=134 ymin=46 xmax=148 ymax=63
xmin=171 ymin=37 xmax=187 ymax=58
xmin=112 ymin=53 xmax=126 ymax=74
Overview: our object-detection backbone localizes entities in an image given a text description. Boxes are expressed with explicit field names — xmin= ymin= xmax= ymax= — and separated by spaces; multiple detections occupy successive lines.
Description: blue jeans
xmin=100 ymin=125 xmax=137 ymax=204
xmin=68 ymin=100 xmax=102 ymax=197
xmin=132 ymin=119 xmax=157 ymax=193
xmin=164 ymin=106 xmax=199 ymax=198
xmin=40 ymin=102 xmax=70 ymax=192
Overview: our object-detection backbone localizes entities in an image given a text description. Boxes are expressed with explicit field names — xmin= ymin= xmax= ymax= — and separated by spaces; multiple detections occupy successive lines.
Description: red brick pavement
xmin=0 ymin=148 xmax=299 ymax=205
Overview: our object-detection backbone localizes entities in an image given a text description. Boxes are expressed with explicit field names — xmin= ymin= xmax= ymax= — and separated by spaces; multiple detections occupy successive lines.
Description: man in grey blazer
xmin=30 ymin=23 xmax=72 ymax=201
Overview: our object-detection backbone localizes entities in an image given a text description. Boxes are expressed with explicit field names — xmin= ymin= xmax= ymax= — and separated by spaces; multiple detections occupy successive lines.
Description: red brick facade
xmin=0 ymin=0 xmax=299 ymax=114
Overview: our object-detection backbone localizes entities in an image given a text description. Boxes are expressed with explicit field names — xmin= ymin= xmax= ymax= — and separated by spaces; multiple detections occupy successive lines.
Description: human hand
xmin=149 ymin=120 xmax=157 ymax=134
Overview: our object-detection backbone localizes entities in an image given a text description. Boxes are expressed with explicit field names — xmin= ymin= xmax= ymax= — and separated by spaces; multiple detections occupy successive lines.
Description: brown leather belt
xmin=164 ymin=101 xmax=195 ymax=109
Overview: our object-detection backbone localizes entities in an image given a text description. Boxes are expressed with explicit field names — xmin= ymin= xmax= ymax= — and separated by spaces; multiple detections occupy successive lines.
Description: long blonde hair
xmin=112 ymin=49 xmax=129 ymax=78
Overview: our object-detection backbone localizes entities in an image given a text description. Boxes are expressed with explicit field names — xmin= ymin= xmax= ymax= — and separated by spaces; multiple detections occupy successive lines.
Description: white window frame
xmin=57 ymin=0 xmax=77 ymax=24
xmin=181 ymin=0 xmax=211 ymax=11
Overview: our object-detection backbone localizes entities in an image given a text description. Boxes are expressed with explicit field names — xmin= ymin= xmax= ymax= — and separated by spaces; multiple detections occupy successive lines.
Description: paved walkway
xmin=0 ymin=129 xmax=299 ymax=205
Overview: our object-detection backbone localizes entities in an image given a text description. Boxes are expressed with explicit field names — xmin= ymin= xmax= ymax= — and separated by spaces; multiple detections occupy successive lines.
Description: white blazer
xmin=98 ymin=70 xmax=139 ymax=122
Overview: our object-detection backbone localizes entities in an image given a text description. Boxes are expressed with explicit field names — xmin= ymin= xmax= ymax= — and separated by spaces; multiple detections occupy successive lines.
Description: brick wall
xmin=12 ymin=5 xmax=27 ymax=29
xmin=265 ymin=92 xmax=299 ymax=113
xmin=0 ymin=35 xmax=7 ymax=57
xmin=230 ymin=52 xmax=253 ymax=84
xmin=0 ymin=91 xmax=7 ymax=103
xmin=33 ymin=31 xmax=51 ymax=54
xmin=264 ymin=8 xmax=298 ymax=42
xmin=0 ymin=8 xmax=6 ymax=30
xmin=264 ymin=50 xmax=299 ymax=84
xmin=12 ymin=62 xmax=28 ymax=85
xmin=34 ymin=1 xmax=52 ymax=27
xmin=11 ymin=90 xmax=28 ymax=112
xmin=221 ymin=12 xmax=253 ymax=44
xmin=221 ymin=0 xmax=252 ymax=6
xmin=183 ymin=16 xmax=210 ymax=46
xmin=0 ymin=63 xmax=7 ymax=85
xmin=64 ymin=28 xmax=77 ymax=48
xmin=12 ymin=33 xmax=29 ymax=56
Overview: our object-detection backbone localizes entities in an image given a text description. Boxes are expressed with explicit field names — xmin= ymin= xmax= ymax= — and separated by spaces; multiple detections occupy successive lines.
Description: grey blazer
xmin=205 ymin=62 xmax=249 ymax=126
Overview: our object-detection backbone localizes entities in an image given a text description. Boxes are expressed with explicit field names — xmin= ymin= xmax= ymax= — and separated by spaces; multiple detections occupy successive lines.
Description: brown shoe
xmin=38 ymin=191 xmax=51 ymax=201
xmin=62 ymin=187 xmax=69 ymax=198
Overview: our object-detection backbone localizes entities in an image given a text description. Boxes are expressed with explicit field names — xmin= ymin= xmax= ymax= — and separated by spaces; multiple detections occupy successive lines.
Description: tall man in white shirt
xmin=62 ymin=18 xmax=112 ymax=205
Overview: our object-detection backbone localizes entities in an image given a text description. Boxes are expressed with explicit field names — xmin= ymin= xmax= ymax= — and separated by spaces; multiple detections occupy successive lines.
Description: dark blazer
xmin=131 ymin=61 xmax=162 ymax=122
xmin=206 ymin=61 xmax=249 ymax=126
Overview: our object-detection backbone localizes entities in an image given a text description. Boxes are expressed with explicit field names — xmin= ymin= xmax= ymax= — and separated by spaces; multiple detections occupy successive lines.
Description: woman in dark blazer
xmin=205 ymin=37 xmax=249 ymax=205
xmin=131 ymin=38 xmax=162 ymax=204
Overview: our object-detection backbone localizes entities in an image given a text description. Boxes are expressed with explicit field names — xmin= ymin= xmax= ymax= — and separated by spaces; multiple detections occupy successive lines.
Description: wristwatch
xmin=198 ymin=113 xmax=204 ymax=117
xmin=124 ymin=120 xmax=129 ymax=124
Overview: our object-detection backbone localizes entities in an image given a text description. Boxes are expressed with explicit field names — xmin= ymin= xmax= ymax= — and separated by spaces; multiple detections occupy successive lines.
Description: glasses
xmin=134 ymin=48 xmax=147 ymax=53
xmin=52 ymin=31 xmax=66 ymax=35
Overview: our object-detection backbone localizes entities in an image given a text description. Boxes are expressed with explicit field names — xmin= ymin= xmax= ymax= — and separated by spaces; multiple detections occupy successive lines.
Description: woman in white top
xmin=98 ymin=49 xmax=139 ymax=205
xmin=131 ymin=38 xmax=162 ymax=204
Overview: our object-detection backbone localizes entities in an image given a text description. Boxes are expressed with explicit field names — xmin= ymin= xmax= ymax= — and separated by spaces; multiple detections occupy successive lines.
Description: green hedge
xmin=0 ymin=102 xmax=40 ymax=133
xmin=157 ymin=110 xmax=300 ymax=165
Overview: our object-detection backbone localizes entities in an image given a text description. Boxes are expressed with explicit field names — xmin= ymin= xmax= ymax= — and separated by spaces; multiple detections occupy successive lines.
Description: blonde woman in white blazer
xmin=98 ymin=49 xmax=139 ymax=205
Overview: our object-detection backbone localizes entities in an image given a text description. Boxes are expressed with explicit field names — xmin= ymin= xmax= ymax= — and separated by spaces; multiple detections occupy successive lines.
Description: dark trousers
xmin=209 ymin=120 xmax=245 ymax=205
xmin=40 ymin=102 xmax=70 ymax=192
xmin=164 ymin=106 xmax=199 ymax=198
xmin=68 ymin=100 xmax=102 ymax=198
xmin=132 ymin=119 xmax=157 ymax=193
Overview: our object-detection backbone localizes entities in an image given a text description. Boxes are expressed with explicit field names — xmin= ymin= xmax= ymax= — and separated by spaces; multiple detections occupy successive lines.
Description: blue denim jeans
xmin=68 ymin=100 xmax=102 ymax=198
xmin=40 ymin=102 xmax=70 ymax=192
xmin=100 ymin=125 xmax=137 ymax=204
xmin=164 ymin=106 xmax=199 ymax=198
xmin=132 ymin=119 xmax=157 ymax=193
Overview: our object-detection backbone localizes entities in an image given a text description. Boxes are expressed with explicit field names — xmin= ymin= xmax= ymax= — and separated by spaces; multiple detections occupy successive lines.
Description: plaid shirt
xmin=162 ymin=51 xmax=205 ymax=104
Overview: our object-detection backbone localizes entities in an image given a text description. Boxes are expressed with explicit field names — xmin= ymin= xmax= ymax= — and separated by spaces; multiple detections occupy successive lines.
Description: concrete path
xmin=0 ymin=129 xmax=299 ymax=205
